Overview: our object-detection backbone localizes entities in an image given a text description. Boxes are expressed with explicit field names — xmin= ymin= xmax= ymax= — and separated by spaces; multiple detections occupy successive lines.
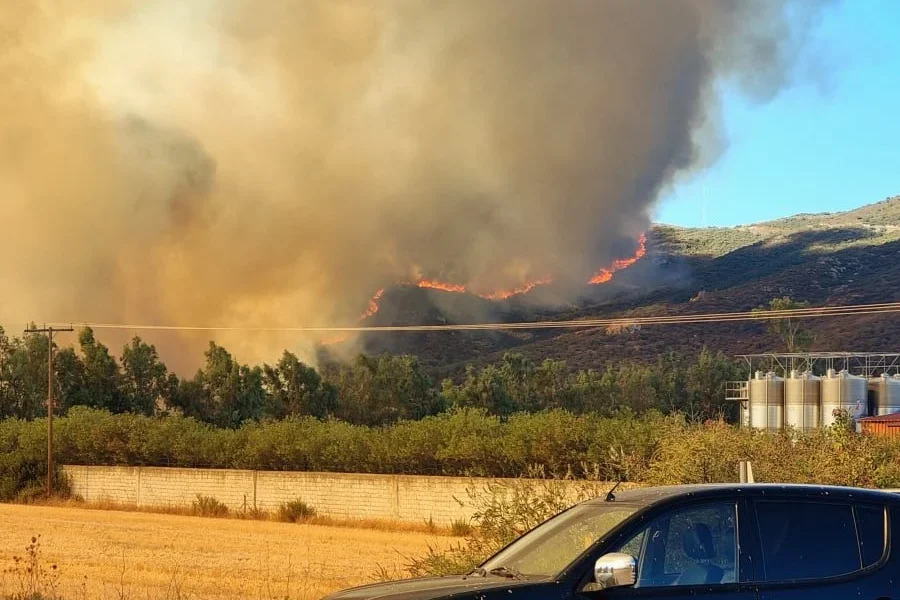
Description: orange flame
xmin=588 ymin=233 xmax=646 ymax=284
xmin=322 ymin=234 xmax=646 ymax=346
xmin=416 ymin=279 xmax=468 ymax=293
xmin=360 ymin=288 xmax=385 ymax=319
xmin=319 ymin=333 xmax=350 ymax=346
xmin=477 ymin=276 xmax=554 ymax=300
xmin=319 ymin=288 xmax=384 ymax=346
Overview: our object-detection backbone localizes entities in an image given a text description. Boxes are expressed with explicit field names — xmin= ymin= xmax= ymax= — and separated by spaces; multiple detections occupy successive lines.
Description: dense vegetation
xmin=0 ymin=326 xmax=742 ymax=427
xmin=3 ymin=407 xmax=900 ymax=503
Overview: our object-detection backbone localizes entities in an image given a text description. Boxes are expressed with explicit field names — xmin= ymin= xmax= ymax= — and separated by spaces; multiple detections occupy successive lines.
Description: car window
xmin=755 ymin=501 xmax=861 ymax=582
xmin=854 ymin=504 xmax=886 ymax=568
xmin=612 ymin=502 xmax=737 ymax=588
xmin=618 ymin=527 xmax=645 ymax=561
xmin=480 ymin=504 xmax=638 ymax=578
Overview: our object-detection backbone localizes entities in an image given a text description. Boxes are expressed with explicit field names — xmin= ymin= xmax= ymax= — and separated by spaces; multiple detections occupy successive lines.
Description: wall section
xmin=62 ymin=465 xmax=603 ymax=525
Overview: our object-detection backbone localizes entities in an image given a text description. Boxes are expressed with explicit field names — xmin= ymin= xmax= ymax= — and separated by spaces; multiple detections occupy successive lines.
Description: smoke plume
xmin=0 ymin=0 xmax=828 ymax=368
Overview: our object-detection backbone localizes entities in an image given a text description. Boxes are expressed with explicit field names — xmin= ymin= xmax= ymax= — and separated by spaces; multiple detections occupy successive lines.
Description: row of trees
xmin=0 ymin=296 xmax=812 ymax=427
xmin=0 ymin=323 xmax=743 ymax=427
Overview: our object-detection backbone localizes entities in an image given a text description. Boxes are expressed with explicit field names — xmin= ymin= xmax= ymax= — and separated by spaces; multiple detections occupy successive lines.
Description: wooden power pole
xmin=24 ymin=325 xmax=73 ymax=497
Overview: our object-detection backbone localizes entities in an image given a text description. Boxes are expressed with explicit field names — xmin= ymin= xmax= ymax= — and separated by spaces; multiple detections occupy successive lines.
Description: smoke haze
xmin=0 ymin=0 xmax=829 ymax=368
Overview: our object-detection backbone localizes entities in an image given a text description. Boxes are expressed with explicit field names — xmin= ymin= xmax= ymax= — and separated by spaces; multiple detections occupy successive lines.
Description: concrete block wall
xmin=62 ymin=465 xmax=605 ymax=525
xmin=138 ymin=467 xmax=257 ymax=510
xmin=64 ymin=465 xmax=142 ymax=505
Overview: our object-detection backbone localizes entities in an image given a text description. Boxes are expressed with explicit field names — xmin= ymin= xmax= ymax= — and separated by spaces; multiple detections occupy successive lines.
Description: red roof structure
xmin=860 ymin=413 xmax=900 ymax=437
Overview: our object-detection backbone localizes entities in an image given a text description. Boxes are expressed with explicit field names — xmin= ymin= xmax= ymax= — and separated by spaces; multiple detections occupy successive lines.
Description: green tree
xmin=186 ymin=342 xmax=266 ymax=427
xmin=0 ymin=327 xmax=88 ymax=418
xmin=53 ymin=347 xmax=88 ymax=413
xmin=121 ymin=337 xmax=177 ymax=415
xmin=685 ymin=347 xmax=742 ymax=420
xmin=654 ymin=352 xmax=689 ymax=414
xmin=263 ymin=351 xmax=336 ymax=419
xmin=753 ymin=296 xmax=815 ymax=352
xmin=442 ymin=364 xmax=516 ymax=417
xmin=531 ymin=359 xmax=571 ymax=411
xmin=0 ymin=327 xmax=15 ymax=418
xmin=3 ymin=327 xmax=51 ymax=419
xmin=78 ymin=327 xmax=125 ymax=413
xmin=565 ymin=369 xmax=608 ymax=414
xmin=332 ymin=354 xmax=441 ymax=425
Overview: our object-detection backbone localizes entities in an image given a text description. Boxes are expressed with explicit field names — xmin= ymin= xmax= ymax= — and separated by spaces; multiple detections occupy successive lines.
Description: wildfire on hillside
xmin=416 ymin=280 xmax=468 ymax=293
xmin=588 ymin=233 xmax=647 ymax=284
xmin=361 ymin=288 xmax=385 ymax=319
xmin=320 ymin=234 xmax=648 ymax=346
xmin=477 ymin=276 xmax=555 ymax=301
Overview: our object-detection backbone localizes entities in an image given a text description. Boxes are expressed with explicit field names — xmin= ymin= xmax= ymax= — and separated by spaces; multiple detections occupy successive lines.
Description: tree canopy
xmin=0 ymin=326 xmax=741 ymax=427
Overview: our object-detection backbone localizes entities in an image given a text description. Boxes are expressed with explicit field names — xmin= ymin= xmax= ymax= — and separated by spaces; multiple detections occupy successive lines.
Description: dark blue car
xmin=324 ymin=484 xmax=899 ymax=600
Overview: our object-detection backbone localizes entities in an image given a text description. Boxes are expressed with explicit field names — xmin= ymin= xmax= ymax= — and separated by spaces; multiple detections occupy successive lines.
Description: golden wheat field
xmin=0 ymin=504 xmax=454 ymax=600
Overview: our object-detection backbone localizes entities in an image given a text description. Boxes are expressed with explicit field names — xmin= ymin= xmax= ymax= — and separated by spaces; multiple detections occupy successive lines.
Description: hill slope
xmin=352 ymin=196 xmax=900 ymax=377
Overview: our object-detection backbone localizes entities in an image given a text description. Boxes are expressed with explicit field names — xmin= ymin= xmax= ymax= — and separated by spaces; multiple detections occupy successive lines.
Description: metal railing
xmin=725 ymin=381 xmax=749 ymax=401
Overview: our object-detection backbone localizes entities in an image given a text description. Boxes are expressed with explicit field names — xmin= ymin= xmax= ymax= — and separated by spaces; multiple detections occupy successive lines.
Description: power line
xmin=46 ymin=301 xmax=900 ymax=334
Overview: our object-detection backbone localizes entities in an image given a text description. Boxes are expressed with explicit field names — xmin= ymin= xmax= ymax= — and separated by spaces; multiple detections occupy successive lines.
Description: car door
xmin=589 ymin=499 xmax=757 ymax=599
xmin=747 ymin=499 xmax=895 ymax=600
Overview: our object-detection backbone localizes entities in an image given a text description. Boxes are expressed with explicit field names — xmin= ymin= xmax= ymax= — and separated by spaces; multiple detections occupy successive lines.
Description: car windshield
xmin=478 ymin=503 xmax=638 ymax=579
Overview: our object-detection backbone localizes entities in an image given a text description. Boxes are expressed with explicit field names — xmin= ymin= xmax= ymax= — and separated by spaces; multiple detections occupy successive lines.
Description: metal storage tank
xmin=821 ymin=369 xmax=868 ymax=427
xmin=749 ymin=371 xmax=784 ymax=430
xmin=785 ymin=370 xmax=820 ymax=430
xmin=867 ymin=374 xmax=900 ymax=416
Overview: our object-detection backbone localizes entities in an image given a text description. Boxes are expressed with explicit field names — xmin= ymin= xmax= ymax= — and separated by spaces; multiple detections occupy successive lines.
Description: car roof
xmin=582 ymin=483 xmax=900 ymax=508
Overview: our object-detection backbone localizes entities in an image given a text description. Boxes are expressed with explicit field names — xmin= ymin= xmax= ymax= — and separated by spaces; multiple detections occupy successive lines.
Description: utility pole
xmin=24 ymin=325 xmax=73 ymax=497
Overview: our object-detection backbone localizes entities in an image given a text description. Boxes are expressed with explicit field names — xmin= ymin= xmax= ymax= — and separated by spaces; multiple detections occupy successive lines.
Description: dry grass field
xmin=0 ymin=504 xmax=456 ymax=600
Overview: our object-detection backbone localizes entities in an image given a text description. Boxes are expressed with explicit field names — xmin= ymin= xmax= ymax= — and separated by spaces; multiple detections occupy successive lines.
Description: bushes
xmin=277 ymin=499 xmax=317 ymax=523
xmin=192 ymin=494 xmax=229 ymax=518
xmin=450 ymin=519 xmax=474 ymax=537
xmin=3 ymin=407 xmax=900 ymax=501
xmin=1 ymin=407 xmax=669 ymax=480
xmin=644 ymin=418 xmax=900 ymax=489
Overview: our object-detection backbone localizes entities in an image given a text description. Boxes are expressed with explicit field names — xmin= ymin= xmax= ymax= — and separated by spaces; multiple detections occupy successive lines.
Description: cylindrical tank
xmin=821 ymin=370 xmax=868 ymax=427
xmin=867 ymin=374 xmax=900 ymax=416
xmin=749 ymin=371 xmax=784 ymax=430
xmin=785 ymin=371 xmax=820 ymax=430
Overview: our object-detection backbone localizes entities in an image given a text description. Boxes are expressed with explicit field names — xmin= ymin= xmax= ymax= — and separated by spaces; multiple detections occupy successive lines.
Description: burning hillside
xmin=359 ymin=233 xmax=648 ymax=320
xmin=0 ymin=1 xmax=829 ymax=367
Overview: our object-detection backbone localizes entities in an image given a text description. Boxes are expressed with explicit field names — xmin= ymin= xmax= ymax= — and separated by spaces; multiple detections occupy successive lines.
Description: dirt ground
xmin=0 ymin=504 xmax=452 ymax=600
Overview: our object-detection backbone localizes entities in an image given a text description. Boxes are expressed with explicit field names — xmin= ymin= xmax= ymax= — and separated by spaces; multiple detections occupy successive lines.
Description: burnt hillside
xmin=356 ymin=196 xmax=900 ymax=378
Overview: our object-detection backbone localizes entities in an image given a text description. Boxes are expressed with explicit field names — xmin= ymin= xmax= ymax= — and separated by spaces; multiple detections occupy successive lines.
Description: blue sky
xmin=656 ymin=0 xmax=900 ymax=228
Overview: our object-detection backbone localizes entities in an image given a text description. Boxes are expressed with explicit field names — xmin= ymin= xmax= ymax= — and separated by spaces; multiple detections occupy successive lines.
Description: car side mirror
xmin=590 ymin=552 xmax=636 ymax=590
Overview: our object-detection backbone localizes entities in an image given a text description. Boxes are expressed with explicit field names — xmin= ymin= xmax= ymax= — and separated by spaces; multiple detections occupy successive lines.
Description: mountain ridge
xmin=351 ymin=195 xmax=900 ymax=377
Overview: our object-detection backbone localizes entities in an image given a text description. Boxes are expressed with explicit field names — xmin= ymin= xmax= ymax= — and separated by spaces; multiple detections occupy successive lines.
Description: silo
xmin=868 ymin=374 xmax=900 ymax=416
xmin=749 ymin=371 xmax=784 ymax=430
xmin=890 ymin=375 xmax=900 ymax=414
xmin=785 ymin=370 xmax=820 ymax=430
xmin=821 ymin=370 xmax=868 ymax=427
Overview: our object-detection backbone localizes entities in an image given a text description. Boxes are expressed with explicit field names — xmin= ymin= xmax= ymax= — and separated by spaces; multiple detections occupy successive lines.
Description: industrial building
xmin=725 ymin=352 xmax=900 ymax=431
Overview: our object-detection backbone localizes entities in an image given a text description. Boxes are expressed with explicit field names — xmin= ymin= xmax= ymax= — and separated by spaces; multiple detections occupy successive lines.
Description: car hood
xmin=322 ymin=575 xmax=549 ymax=600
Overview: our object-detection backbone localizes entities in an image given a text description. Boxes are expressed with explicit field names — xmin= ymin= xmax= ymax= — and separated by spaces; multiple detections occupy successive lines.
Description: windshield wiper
xmin=466 ymin=567 xmax=487 ymax=578
xmin=487 ymin=566 xmax=524 ymax=580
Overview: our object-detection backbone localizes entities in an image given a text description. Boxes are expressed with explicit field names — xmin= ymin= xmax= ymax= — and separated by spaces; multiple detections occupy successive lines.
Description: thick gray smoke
xmin=0 ymin=0 xmax=829 ymax=367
